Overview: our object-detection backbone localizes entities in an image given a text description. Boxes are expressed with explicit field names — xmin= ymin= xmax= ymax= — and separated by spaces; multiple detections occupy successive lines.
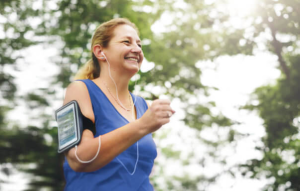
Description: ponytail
xmin=74 ymin=53 xmax=100 ymax=80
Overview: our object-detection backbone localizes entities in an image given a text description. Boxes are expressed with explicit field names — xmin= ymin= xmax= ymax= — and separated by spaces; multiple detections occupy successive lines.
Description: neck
xmin=94 ymin=64 xmax=137 ymax=114
xmin=95 ymin=74 xmax=132 ymax=111
xmin=99 ymin=73 xmax=129 ymax=96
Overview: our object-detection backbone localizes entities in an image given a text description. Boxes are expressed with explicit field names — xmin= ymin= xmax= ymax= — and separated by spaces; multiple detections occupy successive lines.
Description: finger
xmin=160 ymin=105 xmax=176 ymax=114
xmin=156 ymin=111 xmax=170 ymax=118
xmin=161 ymin=111 xmax=173 ymax=118
xmin=161 ymin=117 xmax=171 ymax=125
xmin=167 ymin=111 xmax=172 ymax=117
xmin=157 ymin=99 xmax=171 ymax=105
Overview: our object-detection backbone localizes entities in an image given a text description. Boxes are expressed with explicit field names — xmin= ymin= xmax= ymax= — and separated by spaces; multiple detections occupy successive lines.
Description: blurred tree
xmin=0 ymin=0 xmax=36 ymax=185
xmin=239 ymin=0 xmax=300 ymax=190
xmin=0 ymin=0 xmax=66 ymax=190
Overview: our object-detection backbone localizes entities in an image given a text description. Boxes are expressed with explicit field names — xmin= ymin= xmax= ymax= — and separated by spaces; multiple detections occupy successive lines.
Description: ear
xmin=93 ymin=45 xmax=105 ymax=60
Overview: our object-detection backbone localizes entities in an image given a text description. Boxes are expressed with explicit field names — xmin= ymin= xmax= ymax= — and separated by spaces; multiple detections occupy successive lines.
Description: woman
xmin=62 ymin=18 xmax=175 ymax=191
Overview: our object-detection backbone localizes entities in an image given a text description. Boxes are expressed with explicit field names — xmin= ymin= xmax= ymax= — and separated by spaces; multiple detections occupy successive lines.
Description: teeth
xmin=127 ymin=58 xmax=138 ymax=62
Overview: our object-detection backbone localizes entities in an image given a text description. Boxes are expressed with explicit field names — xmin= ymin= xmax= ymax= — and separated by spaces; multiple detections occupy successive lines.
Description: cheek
xmin=139 ymin=52 xmax=144 ymax=63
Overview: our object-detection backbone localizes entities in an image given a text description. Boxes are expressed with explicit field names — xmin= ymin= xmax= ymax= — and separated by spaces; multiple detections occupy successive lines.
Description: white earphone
xmin=100 ymin=52 xmax=105 ymax=60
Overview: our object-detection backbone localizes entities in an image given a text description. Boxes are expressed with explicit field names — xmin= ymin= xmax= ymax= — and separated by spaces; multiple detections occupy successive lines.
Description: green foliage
xmin=0 ymin=0 xmax=37 ymax=111
xmin=242 ymin=54 xmax=300 ymax=190
xmin=0 ymin=0 xmax=63 ymax=189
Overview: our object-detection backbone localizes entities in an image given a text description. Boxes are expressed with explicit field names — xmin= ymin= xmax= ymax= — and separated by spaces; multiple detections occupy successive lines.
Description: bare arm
xmin=63 ymin=81 xmax=174 ymax=172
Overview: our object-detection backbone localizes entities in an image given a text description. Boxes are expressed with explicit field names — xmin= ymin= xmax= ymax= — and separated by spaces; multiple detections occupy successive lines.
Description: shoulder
xmin=63 ymin=80 xmax=89 ymax=105
xmin=63 ymin=80 xmax=95 ymax=122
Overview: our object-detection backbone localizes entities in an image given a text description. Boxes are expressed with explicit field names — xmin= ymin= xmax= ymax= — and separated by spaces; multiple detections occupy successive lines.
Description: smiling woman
xmin=60 ymin=18 xmax=175 ymax=191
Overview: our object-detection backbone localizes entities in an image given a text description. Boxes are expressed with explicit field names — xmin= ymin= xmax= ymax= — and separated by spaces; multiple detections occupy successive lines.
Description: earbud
xmin=100 ymin=52 xmax=105 ymax=60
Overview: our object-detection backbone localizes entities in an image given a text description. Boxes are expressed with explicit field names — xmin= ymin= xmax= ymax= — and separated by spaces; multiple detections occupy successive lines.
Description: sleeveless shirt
xmin=63 ymin=79 xmax=157 ymax=191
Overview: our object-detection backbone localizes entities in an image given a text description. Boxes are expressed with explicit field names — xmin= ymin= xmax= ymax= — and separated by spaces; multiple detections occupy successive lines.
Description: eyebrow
xmin=123 ymin=36 xmax=141 ymax=43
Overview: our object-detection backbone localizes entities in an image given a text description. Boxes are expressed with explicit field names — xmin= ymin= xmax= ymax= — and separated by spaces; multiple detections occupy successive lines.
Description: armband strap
xmin=82 ymin=115 xmax=96 ymax=135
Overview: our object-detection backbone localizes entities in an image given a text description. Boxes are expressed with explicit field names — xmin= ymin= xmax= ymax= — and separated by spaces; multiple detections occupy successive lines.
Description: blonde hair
xmin=74 ymin=18 xmax=139 ymax=80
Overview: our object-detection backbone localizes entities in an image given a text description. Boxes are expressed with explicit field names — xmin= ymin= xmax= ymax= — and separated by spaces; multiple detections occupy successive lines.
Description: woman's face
xmin=103 ymin=24 xmax=143 ymax=74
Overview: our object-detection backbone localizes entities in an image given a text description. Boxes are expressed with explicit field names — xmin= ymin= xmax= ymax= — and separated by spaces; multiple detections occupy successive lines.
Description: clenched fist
xmin=138 ymin=99 xmax=175 ymax=134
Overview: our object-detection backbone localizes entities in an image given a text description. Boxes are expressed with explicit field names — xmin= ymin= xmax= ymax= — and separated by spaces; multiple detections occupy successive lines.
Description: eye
xmin=123 ymin=40 xmax=130 ymax=44
xmin=138 ymin=44 xmax=142 ymax=48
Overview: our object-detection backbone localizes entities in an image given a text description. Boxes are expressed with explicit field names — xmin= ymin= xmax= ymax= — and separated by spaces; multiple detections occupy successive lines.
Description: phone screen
xmin=57 ymin=103 xmax=78 ymax=151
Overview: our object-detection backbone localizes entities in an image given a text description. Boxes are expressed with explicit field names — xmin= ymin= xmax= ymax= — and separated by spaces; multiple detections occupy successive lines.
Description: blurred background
xmin=1 ymin=0 xmax=300 ymax=190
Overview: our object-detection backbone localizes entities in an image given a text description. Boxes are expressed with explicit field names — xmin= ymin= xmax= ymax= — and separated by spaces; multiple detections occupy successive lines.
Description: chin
xmin=126 ymin=66 xmax=139 ymax=75
xmin=126 ymin=62 xmax=140 ymax=69
xmin=130 ymin=67 xmax=139 ymax=73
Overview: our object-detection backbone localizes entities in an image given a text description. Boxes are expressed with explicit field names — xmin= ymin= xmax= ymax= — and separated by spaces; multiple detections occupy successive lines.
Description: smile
xmin=125 ymin=57 xmax=138 ymax=62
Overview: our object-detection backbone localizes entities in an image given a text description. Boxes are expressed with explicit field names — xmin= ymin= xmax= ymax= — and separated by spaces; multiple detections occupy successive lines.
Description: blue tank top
xmin=63 ymin=79 xmax=157 ymax=191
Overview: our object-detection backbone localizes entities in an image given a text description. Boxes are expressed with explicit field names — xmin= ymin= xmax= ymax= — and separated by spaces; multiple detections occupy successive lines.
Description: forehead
xmin=112 ymin=24 xmax=140 ymax=41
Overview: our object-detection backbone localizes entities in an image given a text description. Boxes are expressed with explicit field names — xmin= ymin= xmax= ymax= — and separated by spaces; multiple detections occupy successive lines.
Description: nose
xmin=131 ymin=44 xmax=142 ymax=54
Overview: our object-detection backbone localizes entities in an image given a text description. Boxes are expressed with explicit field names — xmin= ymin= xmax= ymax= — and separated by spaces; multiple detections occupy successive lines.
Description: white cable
xmin=102 ymin=53 xmax=140 ymax=175
xmin=102 ymin=53 xmax=130 ymax=110
xmin=75 ymin=136 xmax=101 ymax=163
xmin=131 ymin=62 xmax=139 ymax=106
xmin=116 ymin=141 xmax=139 ymax=175
xmin=102 ymin=52 xmax=140 ymax=110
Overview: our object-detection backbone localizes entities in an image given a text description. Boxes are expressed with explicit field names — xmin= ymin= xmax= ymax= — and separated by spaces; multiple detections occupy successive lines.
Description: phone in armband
xmin=55 ymin=100 xmax=95 ymax=153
